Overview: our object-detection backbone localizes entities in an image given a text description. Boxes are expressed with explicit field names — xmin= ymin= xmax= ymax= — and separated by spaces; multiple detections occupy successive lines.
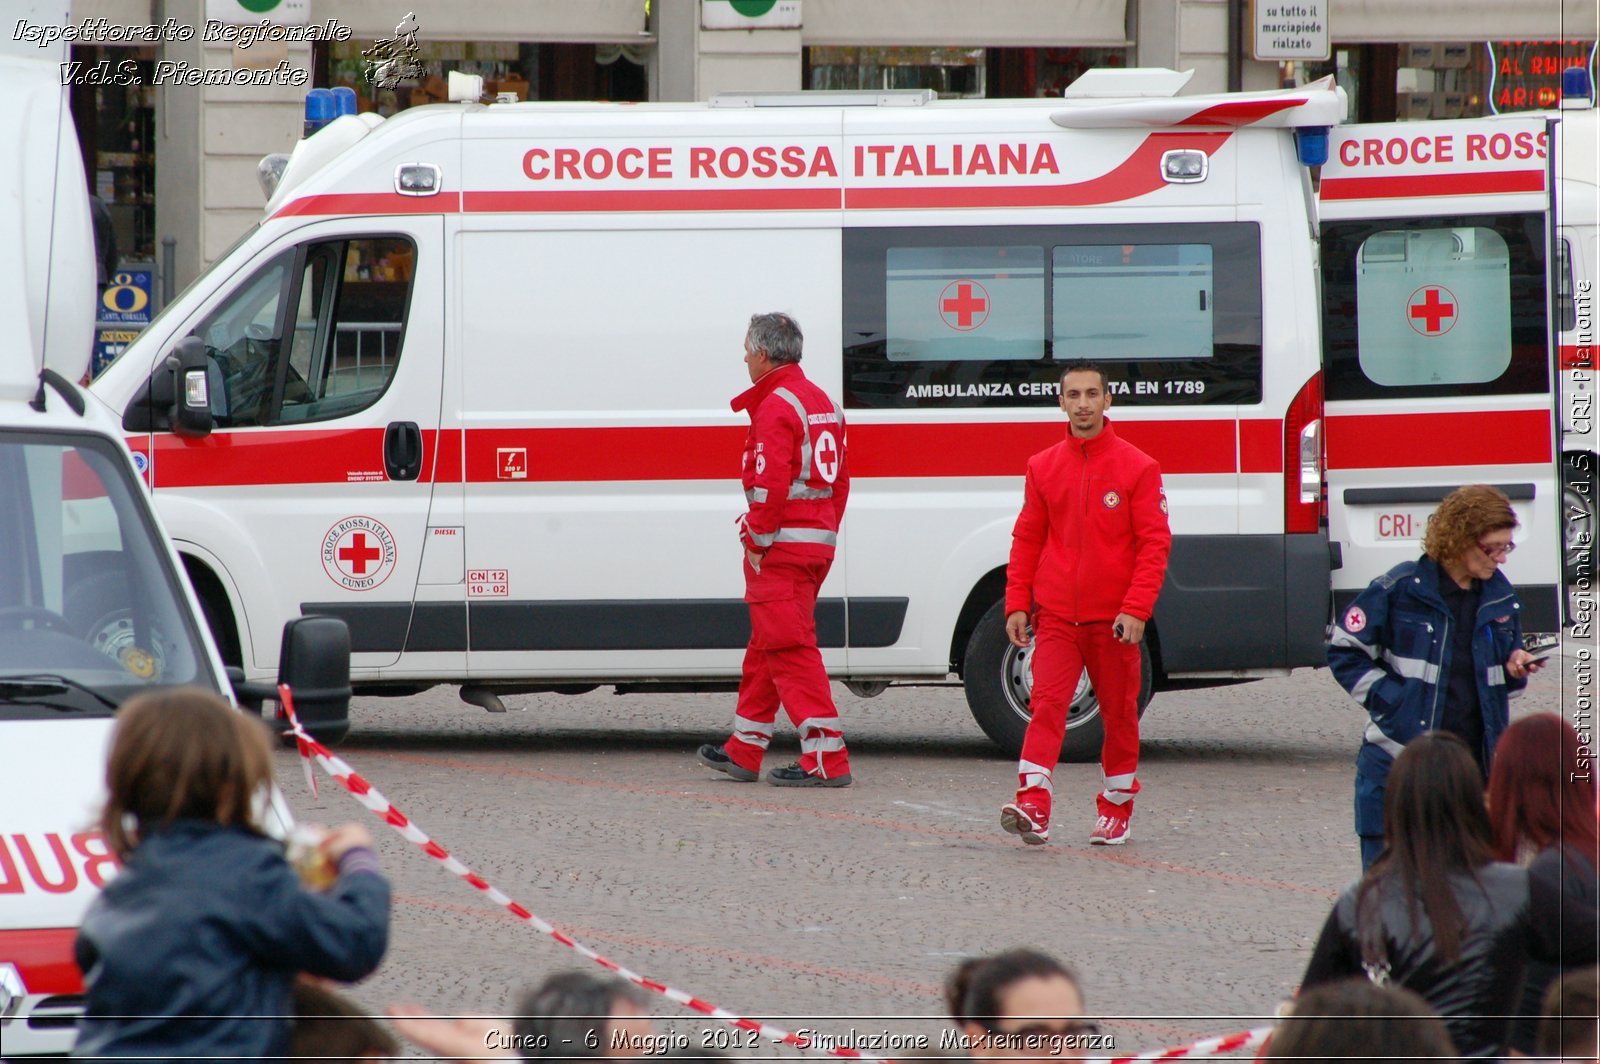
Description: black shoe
xmin=766 ymin=761 xmax=852 ymax=788
xmin=697 ymin=743 xmax=758 ymax=782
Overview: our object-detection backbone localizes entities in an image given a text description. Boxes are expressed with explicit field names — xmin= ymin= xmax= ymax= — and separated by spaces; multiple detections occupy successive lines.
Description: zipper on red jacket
xmin=1076 ymin=437 xmax=1089 ymax=621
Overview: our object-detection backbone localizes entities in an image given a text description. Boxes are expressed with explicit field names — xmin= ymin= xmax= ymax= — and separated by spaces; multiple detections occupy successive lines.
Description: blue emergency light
xmin=1295 ymin=126 xmax=1330 ymax=167
xmin=1562 ymin=65 xmax=1594 ymax=107
xmin=332 ymin=85 xmax=358 ymax=117
xmin=304 ymin=89 xmax=335 ymax=136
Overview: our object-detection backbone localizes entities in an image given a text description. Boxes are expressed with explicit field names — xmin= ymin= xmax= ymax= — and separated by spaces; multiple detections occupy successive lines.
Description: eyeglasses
xmin=1478 ymin=540 xmax=1515 ymax=559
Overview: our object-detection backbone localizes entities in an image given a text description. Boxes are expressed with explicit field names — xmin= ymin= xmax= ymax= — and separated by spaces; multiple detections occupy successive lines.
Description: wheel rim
xmin=1565 ymin=480 xmax=1593 ymax=571
xmin=89 ymin=612 xmax=168 ymax=682
xmin=999 ymin=641 xmax=1098 ymax=730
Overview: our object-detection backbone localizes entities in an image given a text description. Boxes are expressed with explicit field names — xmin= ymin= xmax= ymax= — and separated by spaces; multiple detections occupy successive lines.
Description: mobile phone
xmin=1525 ymin=653 xmax=1551 ymax=668
xmin=1113 ymin=622 xmax=1127 ymax=639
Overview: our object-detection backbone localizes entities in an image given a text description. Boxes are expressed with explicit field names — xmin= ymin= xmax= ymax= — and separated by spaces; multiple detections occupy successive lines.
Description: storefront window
xmin=804 ymin=46 xmax=1130 ymax=100
xmin=1284 ymin=40 xmax=1596 ymax=122
xmin=68 ymin=47 xmax=157 ymax=262
xmin=321 ymin=40 xmax=644 ymax=113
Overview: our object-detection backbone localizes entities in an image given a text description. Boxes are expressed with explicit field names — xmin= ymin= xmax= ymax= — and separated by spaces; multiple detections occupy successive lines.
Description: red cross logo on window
xmin=939 ymin=279 xmax=990 ymax=332
xmin=339 ymin=532 xmax=383 ymax=575
xmin=814 ymin=430 xmax=840 ymax=484
xmin=1406 ymin=285 xmax=1459 ymax=337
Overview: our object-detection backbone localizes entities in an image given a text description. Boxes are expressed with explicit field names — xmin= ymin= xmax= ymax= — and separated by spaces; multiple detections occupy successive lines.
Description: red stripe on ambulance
xmin=1326 ymin=409 xmax=1552 ymax=469
xmin=0 ymin=927 xmax=84 ymax=995
xmin=1320 ymin=171 xmax=1546 ymax=201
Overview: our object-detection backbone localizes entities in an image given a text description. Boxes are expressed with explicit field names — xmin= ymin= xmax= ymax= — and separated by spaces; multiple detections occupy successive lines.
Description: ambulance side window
xmin=1556 ymin=238 xmax=1576 ymax=333
xmin=278 ymin=237 xmax=414 ymax=423
xmin=843 ymin=223 xmax=1261 ymax=409
xmin=190 ymin=237 xmax=414 ymax=427
xmin=1321 ymin=214 xmax=1549 ymax=400
xmin=193 ymin=251 xmax=292 ymax=428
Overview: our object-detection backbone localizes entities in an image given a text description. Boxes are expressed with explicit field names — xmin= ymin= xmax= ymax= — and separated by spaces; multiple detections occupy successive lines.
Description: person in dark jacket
xmin=1298 ymin=732 xmax=1565 ymax=1059
xmin=1487 ymin=713 xmax=1600 ymax=1056
xmin=72 ymin=688 xmax=390 ymax=1062
xmin=1326 ymin=484 xmax=1543 ymax=868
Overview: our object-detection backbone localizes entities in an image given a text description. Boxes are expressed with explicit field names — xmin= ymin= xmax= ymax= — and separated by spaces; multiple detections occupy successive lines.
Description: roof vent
xmin=1063 ymin=68 xmax=1195 ymax=99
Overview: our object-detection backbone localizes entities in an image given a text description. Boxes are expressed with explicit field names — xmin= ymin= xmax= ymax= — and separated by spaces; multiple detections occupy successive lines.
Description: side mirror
xmin=167 ymin=336 xmax=215 ymax=438
xmin=121 ymin=336 xmax=215 ymax=436
xmin=277 ymin=615 xmax=352 ymax=744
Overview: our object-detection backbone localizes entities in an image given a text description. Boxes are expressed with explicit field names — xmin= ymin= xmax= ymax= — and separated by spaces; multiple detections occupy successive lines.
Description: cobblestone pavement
xmin=278 ymin=645 xmax=1581 ymax=1058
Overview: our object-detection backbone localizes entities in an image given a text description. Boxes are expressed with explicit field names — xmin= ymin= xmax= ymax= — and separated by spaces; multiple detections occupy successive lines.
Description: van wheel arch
xmin=183 ymin=556 xmax=243 ymax=669
xmin=950 ymin=567 xmax=1009 ymax=675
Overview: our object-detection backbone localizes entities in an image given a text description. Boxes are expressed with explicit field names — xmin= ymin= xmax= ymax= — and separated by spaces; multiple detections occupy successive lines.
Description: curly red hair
xmin=1422 ymin=484 xmax=1518 ymax=564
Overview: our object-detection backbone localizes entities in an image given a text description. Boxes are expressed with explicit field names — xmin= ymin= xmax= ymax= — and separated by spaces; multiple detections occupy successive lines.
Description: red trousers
xmin=725 ymin=552 xmax=850 ymax=780
xmin=1016 ymin=608 xmax=1141 ymax=822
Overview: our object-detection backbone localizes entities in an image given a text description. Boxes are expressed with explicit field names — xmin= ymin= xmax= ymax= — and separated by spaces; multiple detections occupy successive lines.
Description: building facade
xmin=54 ymin=0 xmax=1600 ymax=296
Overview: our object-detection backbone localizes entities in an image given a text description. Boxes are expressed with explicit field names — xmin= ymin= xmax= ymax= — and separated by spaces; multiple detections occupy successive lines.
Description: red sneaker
xmin=1000 ymin=801 xmax=1049 ymax=845
xmin=1090 ymin=813 xmax=1131 ymax=846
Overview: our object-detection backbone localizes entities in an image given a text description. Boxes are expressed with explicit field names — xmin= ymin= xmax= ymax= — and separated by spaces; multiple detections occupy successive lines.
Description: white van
xmin=88 ymin=70 xmax=1564 ymax=760
xmin=0 ymin=55 xmax=351 ymax=1056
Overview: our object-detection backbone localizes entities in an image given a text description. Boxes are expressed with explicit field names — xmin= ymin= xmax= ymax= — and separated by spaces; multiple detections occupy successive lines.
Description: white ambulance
xmin=88 ymin=70 xmax=1565 ymax=760
xmin=0 ymin=54 xmax=351 ymax=1056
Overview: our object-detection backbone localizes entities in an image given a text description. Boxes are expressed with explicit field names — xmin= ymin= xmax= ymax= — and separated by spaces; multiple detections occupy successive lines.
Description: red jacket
xmin=731 ymin=363 xmax=849 ymax=559
xmin=1005 ymin=419 xmax=1172 ymax=622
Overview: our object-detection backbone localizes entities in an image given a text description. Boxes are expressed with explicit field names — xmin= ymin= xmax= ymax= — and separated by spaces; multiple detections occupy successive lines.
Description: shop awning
xmin=332 ymin=0 xmax=652 ymax=44
xmin=802 ymin=0 xmax=1130 ymax=49
xmin=1330 ymin=0 xmax=1598 ymax=43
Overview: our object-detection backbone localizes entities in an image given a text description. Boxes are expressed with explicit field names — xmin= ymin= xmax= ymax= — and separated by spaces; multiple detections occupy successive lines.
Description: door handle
xmin=385 ymin=421 xmax=422 ymax=481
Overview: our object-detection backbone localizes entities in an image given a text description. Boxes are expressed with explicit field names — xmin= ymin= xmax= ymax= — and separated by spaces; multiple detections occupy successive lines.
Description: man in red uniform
xmin=999 ymin=362 xmax=1171 ymax=845
xmin=697 ymin=313 xmax=853 ymax=787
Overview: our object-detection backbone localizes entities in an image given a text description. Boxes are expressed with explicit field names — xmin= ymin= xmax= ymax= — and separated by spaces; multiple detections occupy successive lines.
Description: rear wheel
xmin=962 ymin=600 xmax=1152 ymax=762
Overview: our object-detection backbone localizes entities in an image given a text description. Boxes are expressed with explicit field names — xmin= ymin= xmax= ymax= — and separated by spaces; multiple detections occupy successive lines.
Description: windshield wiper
xmin=0 ymin=675 xmax=120 ymax=711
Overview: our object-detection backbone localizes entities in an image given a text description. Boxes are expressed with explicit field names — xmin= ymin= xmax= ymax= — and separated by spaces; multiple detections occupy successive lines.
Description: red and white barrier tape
xmin=1095 ymin=1025 xmax=1271 ymax=1064
xmin=277 ymin=686 xmax=884 ymax=1062
xmin=278 ymin=687 xmax=1271 ymax=1064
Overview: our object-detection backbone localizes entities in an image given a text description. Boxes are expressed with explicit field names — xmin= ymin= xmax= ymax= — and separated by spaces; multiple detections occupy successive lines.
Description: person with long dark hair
xmin=945 ymin=949 xmax=1097 ymax=1061
xmin=1487 ymin=713 xmax=1600 ymax=1056
xmin=1297 ymin=732 xmax=1557 ymax=1059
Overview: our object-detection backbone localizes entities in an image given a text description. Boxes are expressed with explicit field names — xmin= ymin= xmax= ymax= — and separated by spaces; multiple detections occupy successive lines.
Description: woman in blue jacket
xmin=1326 ymin=485 xmax=1545 ymax=869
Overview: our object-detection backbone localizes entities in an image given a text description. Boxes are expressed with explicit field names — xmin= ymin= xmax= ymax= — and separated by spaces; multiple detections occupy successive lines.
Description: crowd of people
xmin=60 ymin=321 xmax=1598 ymax=1061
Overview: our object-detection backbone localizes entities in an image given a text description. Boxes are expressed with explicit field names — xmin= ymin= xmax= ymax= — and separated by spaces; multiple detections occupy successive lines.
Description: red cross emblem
xmin=814 ymin=430 xmax=840 ymax=483
xmin=322 ymin=516 xmax=398 ymax=591
xmin=1406 ymin=285 xmax=1458 ymax=336
xmin=939 ymin=279 xmax=990 ymax=331
xmin=340 ymin=533 xmax=382 ymax=574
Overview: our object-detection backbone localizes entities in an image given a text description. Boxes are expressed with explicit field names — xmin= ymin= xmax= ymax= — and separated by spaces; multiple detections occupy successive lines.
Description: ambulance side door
xmin=145 ymin=216 xmax=446 ymax=672
xmin=1319 ymin=117 xmax=1562 ymax=631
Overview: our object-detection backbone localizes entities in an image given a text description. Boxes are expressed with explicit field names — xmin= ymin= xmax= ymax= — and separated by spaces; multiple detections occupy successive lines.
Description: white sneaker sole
xmin=1000 ymin=803 xmax=1048 ymax=845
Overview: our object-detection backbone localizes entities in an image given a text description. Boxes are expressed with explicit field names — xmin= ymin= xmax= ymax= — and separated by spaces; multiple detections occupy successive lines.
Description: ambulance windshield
xmin=0 ymin=432 xmax=214 ymax=717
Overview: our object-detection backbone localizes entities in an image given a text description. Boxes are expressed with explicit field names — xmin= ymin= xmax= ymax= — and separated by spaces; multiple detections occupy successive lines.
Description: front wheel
xmin=962 ymin=601 xmax=1152 ymax=762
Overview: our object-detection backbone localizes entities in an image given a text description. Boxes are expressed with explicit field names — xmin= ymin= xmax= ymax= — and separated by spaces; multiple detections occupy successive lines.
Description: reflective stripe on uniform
xmin=1485 ymin=665 xmax=1506 ymax=687
xmin=1363 ymin=721 xmax=1404 ymax=758
xmin=1018 ymin=759 xmax=1054 ymax=794
xmin=1382 ymin=649 xmax=1440 ymax=685
xmin=1100 ymin=789 xmax=1135 ymax=806
xmin=1103 ymin=772 xmax=1136 ymax=792
xmin=788 ymin=484 xmax=833 ymax=500
xmin=1330 ymin=628 xmax=1379 ymax=659
xmin=746 ymin=487 xmax=769 ymax=504
xmin=774 ymin=528 xmax=836 ymax=546
xmin=747 ymin=527 xmax=777 ymax=547
xmin=733 ymin=718 xmax=774 ymax=749
xmin=1350 ymin=666 xmax=1387 ymax=703
xmin=772 ymin=388 xmax=813 ymax=479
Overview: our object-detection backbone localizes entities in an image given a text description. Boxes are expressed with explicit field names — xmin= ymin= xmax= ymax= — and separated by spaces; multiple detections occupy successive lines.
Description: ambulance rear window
xmin=1321 ymin=214 xmax=1549 ymax=401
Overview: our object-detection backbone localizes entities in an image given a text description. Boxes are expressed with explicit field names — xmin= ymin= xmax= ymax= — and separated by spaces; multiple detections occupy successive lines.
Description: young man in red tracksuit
xmin=999 ymin=361 xmax=1171 ymax=846
xmin=697 ymin=312 xmax=853 ymax=787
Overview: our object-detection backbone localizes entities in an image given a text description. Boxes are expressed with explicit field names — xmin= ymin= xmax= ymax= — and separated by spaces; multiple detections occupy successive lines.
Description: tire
xmin=1565 ymin=455 xmax=1595 ymax=586
xmin=962 ymin=600 xmax=1152 ymax=762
